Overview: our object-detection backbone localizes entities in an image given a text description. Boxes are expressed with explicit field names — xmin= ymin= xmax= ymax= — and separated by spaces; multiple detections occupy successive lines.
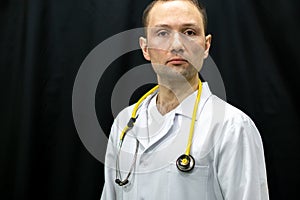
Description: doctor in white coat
xmin=101 ymin=0 xmax=269 ymax=199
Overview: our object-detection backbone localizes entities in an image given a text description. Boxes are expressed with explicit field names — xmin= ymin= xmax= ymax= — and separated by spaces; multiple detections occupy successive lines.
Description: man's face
xmin=140 ymin=0 xmax=211 ymax=81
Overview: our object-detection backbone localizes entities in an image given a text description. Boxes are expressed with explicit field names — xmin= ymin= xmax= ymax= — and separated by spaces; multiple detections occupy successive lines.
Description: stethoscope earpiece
xmin=176 ymin=154 xmax=195 ymax=172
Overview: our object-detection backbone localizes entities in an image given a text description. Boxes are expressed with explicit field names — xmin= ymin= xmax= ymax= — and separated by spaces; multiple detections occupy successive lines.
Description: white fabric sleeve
xmin=216 ymin=119 xmax=269 ymax=200
xmin=100 ymin=120 xmax=119 ymax=200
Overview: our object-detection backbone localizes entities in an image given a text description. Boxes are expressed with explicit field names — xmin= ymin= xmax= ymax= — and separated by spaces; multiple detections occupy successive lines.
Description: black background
xmin=1 ymin=0 xmax=299 ymax=199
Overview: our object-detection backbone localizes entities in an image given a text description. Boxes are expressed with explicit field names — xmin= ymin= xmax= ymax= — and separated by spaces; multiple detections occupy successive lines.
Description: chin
xmin=159 ymin=70 xmax=197 ymax=82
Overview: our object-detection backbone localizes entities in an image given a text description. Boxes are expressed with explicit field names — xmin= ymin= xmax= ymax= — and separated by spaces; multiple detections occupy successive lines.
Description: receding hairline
xmin=142 ymin=0 xmax=207 ymax=33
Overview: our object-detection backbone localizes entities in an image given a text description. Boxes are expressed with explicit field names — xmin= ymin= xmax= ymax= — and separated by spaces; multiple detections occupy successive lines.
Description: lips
xmin=166 ymin=57 xmax=188 ymax=65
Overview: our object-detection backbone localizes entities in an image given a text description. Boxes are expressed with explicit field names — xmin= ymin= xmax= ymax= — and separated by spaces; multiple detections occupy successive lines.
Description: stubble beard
xmin=152 ymin=63 xmax=199 ymax=84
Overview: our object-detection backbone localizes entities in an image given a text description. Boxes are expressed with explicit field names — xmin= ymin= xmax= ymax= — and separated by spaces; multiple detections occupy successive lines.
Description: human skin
xmin=139 ymin=0 xmax=212 ymax=115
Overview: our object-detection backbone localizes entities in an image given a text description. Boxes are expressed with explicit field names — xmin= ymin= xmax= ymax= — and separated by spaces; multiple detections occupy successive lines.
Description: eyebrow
xmin=153 ymin=23 xmax=199 ymax=28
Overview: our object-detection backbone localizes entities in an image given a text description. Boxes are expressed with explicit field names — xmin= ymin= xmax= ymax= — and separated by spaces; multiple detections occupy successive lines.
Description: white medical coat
xmin=101 ymin=82 xmax=269 ymax=200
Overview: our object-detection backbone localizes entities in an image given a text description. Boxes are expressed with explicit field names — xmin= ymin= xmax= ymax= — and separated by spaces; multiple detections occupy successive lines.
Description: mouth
xmin=166 ymin=57 xmax=188 ymax=65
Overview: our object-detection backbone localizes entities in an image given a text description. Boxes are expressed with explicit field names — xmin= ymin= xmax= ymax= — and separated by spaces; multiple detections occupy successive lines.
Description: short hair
xmin=142 ymin=0 xmax=208 ymax=34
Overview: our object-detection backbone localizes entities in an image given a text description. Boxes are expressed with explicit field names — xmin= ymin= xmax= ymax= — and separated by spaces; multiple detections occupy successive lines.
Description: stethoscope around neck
xmin=115 ymin=80 xmax=203 ymax=186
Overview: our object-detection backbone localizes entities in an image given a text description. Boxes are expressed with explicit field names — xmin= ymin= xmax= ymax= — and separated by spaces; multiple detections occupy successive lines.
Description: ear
xmin=204 ymin=34 xmax=212 ymax=59
xmin=139 ymin=37 xmax=151 ymax=61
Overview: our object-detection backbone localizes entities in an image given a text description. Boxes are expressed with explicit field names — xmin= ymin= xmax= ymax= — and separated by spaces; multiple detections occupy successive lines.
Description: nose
xmin=170 ymin=32 xmax=184 ymax=54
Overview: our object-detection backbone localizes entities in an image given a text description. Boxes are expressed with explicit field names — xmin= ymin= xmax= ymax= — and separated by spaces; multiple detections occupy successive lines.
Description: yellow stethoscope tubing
xmin=119 ymin=79 xmax=202 ymax=158
xmin=115 ymin=80 xmax=203 ymax=184
xmin=185 ymin=80 xmax=202 ymax=156
xmin=119 ymin=85 xmax=159 ymax=143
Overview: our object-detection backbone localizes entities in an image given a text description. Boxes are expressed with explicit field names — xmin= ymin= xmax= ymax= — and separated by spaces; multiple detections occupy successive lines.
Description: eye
xmin=184 ymin=30 xmax=196 ymax=36
xmin=157 ymin=30 xmax=169 ymax=37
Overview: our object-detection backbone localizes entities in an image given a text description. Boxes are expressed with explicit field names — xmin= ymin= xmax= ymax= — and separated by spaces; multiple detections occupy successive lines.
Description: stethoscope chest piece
xmin=115 ymin=80 xmax=203 ymax=185
xmin=176 ymin=154 xmax=195 ymax=172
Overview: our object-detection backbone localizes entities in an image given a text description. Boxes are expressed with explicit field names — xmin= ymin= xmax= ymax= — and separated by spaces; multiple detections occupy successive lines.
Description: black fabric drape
xmin=1 ymin=0 xmax=299 ymax=199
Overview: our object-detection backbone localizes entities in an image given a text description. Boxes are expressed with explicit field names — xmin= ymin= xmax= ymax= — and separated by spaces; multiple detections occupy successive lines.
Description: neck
xmin=156 ymin=76 xmax=199 ymax=115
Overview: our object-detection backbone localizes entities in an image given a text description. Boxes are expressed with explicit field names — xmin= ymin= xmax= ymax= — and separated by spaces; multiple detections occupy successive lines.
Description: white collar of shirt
xmin=174 ymin=82 xmax=212 ymax=120
xmin=132 ymin=82 xmax=212 ymax=149
xmin=138 ymin=82 xmax=212 ymax=118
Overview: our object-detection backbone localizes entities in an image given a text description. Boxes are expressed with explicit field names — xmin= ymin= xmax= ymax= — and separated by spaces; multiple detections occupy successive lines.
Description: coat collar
xmin=134 ymin=82 xmax=212 ymax=129
xmin=174 ymin=82 xmax=212 ymax=120
xmin=132 ymin=82 xmax=212 ymax=149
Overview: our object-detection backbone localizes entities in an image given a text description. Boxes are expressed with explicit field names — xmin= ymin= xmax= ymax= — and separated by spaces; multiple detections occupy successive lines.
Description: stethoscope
xmin=115 ymin=80 xmax=202 ymax=186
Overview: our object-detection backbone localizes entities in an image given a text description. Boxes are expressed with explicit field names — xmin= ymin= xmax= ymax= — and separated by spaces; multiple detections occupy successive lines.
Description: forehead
xmin=147 ymin=1 xmax=203 ymax=28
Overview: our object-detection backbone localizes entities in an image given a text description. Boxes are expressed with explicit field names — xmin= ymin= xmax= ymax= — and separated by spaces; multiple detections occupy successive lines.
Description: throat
xmin=155 ymin=76 xmax=199 ymax=115
xmin=156 ymin=96 xmax=179 ymax=116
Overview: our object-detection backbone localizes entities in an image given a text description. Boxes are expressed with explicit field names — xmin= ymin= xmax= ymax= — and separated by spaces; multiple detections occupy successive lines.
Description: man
xmin=101 ymin=0 xmax=269 ymax=199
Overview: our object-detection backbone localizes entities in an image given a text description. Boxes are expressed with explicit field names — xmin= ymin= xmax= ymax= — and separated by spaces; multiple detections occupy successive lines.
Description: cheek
xmin=187 ymin=42 xmax=206 ymax=69
xmin=188 ymin=38 xmax=205 ymax=52
xmin=190 ymin=39 xmax=206 ymax=56
xmin=148 ymin=48 xmax=168 ymax=61
xmin=147 ymin=38 xmax=171 ymax=52
xmin=191 ymin=45 xmax=205 ymax=58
